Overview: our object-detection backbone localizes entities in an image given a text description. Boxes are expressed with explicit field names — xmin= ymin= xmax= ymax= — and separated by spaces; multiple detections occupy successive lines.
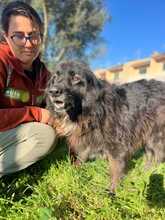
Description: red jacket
xmin=0 ymin=42 xmax=50 ymax=131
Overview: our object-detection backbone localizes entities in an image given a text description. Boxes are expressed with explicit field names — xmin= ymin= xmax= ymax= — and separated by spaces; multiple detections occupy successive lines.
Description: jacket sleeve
xmin=0 ymin=106 xmax=42 ymax=131
xmin=0 ymin=60 xmax=42 ymax=131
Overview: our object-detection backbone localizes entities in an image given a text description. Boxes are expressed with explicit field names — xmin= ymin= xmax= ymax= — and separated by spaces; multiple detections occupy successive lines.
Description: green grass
xmin=0 ymin=139 xmax=164 ymax=220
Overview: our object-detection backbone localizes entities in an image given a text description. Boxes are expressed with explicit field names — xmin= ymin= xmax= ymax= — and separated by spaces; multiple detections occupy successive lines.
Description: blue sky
xmin=90 ymin=0 xmax=165 ymax=70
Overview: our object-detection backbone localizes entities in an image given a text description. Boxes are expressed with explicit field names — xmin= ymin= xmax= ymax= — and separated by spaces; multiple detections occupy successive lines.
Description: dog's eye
xmin=56 ymin=71 xmax=61 ymax=76
xmin=69 ymin=70 xmax=75 ymax=76
xmin=72 ymin=74 xmax=81 ymax=85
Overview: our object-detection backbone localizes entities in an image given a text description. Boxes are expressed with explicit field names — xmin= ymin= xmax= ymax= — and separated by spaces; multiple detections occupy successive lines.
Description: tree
xmin=32 ymin=0 xmax=110 ymax=69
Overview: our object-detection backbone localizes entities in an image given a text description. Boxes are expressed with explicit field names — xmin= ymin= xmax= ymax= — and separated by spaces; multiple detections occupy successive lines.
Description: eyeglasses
xmin=10 ymin=32 xmax=42 ymax=47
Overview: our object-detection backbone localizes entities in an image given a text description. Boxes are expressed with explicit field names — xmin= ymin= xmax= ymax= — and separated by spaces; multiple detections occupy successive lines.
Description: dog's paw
xmin=108 ymin=191 xmax=116 ymax=197
xmin=73 ymin=159 xmax=82 ymax=167
xmin=105 ymin=188 xmax=116 ymax=197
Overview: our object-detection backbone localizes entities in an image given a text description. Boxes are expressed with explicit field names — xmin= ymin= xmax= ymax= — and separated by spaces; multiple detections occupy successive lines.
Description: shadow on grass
xmin=0 ymin=138 xmax=68 ymax=202
xmin=146 ymin=173 xmax=165 ymax=208
xmin=127 ymin=148 xmax=145 ymax=171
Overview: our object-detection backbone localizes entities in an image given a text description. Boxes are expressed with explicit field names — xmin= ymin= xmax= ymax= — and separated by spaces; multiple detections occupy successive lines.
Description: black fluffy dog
xmin=46 ymin=61 xmax=165 ymax=194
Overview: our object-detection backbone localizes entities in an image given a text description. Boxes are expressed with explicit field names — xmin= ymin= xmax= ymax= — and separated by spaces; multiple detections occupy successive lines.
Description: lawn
xmin=0 ymin=139 xmax=164 ymax=220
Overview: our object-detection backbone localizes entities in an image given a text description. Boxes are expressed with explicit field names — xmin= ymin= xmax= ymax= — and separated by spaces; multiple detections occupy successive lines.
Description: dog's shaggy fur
xmin=46 ymin=61 xmax=165 ymax=194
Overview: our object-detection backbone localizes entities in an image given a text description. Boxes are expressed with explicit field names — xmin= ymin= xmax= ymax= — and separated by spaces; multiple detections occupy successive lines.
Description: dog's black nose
xmin=49 ymin=88 xmax=63 ymax=97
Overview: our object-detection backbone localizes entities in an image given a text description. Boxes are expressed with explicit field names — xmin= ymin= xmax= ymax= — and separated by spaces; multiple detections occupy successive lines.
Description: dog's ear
xmin=96 ymin=86 xmax=110 ymax=104
xmin=115 ymin=88 xmax=127 ymax=101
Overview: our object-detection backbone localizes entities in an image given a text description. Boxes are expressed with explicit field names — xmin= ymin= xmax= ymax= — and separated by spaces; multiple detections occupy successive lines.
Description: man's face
xmin=5 ymin=15 xmax=42 ymax=69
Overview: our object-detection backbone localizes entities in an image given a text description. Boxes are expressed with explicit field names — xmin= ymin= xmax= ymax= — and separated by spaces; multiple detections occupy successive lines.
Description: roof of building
xmin=131 ymin=60 xmax=150 ymax=68
xmin=152 ymin=52 xmax=165 ymax=62
xmin=108 ymin=64 xmax=123 ymax=72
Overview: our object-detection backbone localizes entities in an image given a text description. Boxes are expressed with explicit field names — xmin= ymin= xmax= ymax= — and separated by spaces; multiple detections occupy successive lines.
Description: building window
xmin=163 ymin=63 xmax=165 ymax=71
xmin=114 ymin=72 xmax=120 ymax=80
xmin=139 ymin=67 xmax=147 ymax=74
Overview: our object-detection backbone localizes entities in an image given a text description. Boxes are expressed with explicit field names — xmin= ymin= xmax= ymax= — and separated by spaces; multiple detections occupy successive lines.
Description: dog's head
xmin=46 ymin=61 xmax=103 ymax=121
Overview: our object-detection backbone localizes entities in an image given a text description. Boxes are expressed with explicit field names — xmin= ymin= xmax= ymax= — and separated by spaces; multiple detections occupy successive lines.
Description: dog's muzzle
xmin=47 ymin=87 xmax=65 ymax=111
xmin=47 ymin=87 xmax=76 ymax=112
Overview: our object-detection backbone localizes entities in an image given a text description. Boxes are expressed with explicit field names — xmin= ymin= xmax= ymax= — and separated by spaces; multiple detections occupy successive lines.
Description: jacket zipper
xmin=32 ymin=94 xmax=35 ymax=105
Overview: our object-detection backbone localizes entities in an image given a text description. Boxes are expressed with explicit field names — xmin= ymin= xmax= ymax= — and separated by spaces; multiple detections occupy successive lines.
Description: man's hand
xmin=40 ymin=108 xmax=55 ymax=126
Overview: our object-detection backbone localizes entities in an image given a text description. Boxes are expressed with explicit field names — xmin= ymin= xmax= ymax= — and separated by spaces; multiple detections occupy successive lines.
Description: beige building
xmin=95 ymin=52 xmax=165 ymax=84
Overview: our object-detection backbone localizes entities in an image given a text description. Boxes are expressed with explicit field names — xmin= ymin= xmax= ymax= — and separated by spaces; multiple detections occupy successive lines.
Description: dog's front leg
xmin=108 ymin=156 xmax=126 ymax=195
xmin=75 ymin=146 xmax=91 ymax=166
xmin=70 ymin=146 xmax=91 ymax=166
xmin=69 ymin=146 xmax=79 ymax=164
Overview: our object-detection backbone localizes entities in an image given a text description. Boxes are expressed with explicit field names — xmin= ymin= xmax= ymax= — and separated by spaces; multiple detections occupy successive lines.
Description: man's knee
xmin=22 ymin=122 xmax=57 ymax=157
xmin=0 ymin=123 xmax=58 ymax=176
